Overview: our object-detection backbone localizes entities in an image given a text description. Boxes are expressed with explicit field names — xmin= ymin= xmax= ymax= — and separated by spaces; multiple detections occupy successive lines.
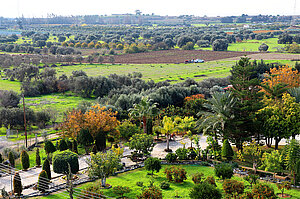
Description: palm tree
xmin=197 ymin=92 xmax=237 ymax=140
xmin=154 ymin=116 xmax=181 ymax=152
xmin=129 ymin=97 xmax=158 ymax=134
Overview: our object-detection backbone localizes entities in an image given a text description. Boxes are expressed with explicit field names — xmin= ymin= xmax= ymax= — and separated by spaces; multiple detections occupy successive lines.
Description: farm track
xmin=103 ymin=49 xmax=258 ymax=64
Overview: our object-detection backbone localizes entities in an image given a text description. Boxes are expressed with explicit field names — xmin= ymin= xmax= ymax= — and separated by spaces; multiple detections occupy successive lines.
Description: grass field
xmin=40 ymin=165 xmax=300 ymax=199
xmin=0 ymin=79 xmax=21 ymax=92
xmin=197 ymin=37 xmax=285 ymax=52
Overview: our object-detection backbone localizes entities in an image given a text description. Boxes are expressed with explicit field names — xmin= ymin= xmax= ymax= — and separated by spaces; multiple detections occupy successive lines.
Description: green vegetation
xmin=40 ymin=165 xmax=300 ymax=199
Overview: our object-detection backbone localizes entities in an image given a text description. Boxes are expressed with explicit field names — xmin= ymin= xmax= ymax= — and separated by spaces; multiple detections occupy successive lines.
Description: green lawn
xmin=197 ymin=37 xmax=285 ymax=52
xmin=40 ymin=165 xmax=300 ymax=199
xmin=0 ymin=79 xmax=21 ymax=92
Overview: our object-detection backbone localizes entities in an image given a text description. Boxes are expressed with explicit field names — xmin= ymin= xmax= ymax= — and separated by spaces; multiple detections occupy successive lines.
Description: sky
xmin=0 ymin=0 xmax=299 ymax=18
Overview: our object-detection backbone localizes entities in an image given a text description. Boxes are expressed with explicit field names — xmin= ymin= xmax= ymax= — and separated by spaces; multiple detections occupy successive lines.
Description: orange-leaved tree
xmin=60 ymin=104 xmax=120 ymax=143
xmin=261 ymin=65 xmax=300 ymax=99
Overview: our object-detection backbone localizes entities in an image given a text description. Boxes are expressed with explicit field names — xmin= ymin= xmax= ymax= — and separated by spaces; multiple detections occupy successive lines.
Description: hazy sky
xmin=0 ymin=0 xmax=299 ymax=18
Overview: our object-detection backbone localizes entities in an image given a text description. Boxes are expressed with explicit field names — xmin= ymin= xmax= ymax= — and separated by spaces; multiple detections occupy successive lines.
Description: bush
xmin=20 ymin=150 xmax=30 ymax=170
xmin=77 ymin=128 xmax=94 ymax=154
xmin=36 ymin=148 xmax=41 ymax=167
xmin=165 ymin=153 xmax=177 ymax=163
xmin=81 ymin=184 xmax=103 ymax=199
xmin=8 ymin=151 xmax=15 ymax=167
xmin=160 ymin=181 xmax=170 ymax=189
xmin=259 ymin=43 xmax=269 ymax=52
xmin=44 ymin=140 xmax=56 ymax=154
xmin=37 ymin=170 xmax=49 ymax=192
xmin=52 ymin=150 xmax=79 ymax=174
xmin=13 ymin=172 xmax=22 ymax=196
xmin=192 ymin=172 xmax=204 ymax=184
xmin=205 ymin=176 xmax=217 ymax=186
xmin=222 ymin=139 xmax=234 ymax=161
xmin=42 ymin=159 xmax=51 ymax=179
xmin=59 ymin=139 xmax=69 ymax=151
xmin=175 ymin=148 xmax=188 ymax=160
xmin=145 ymin=157 xmax=161 ymax=175
xmin=112 ymin=185 xmax=131 ymax=198
xmin=189 ymin=182 xmax=222 ymax=199
xmin=252 ymin=183 xmax=276 ymax=199
xmin=137 ymin=186 xmax=162 ymax=199
xmin=215 ymin=163 xmax=233 ymax=180
xmin=164 ymin=166 xmax=187 ymax=183
xmin=223 ymin=179 xmax=244 ymax=195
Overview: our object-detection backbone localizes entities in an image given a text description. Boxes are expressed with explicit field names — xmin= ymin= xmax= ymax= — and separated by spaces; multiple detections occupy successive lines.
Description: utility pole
xmin=22 ymin=94 xmax=27 ymax=148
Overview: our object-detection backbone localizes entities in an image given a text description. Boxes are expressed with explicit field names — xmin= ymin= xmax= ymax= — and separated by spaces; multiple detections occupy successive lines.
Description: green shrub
xmin=42 ymin=159 xmax=51 ymax=179
xmin=189 ymin=182 xmax=222 ymax=199
xmin=59 ymin=139 xmax=69 ymax=151
xmin=222 ymin=139 xmax=234 ymax=161
xmin=8 ymin=151 xmax=15 ymax=167
xmin=164 ymin=166 xmax=187 ymax=183
xmin=215 ymin=163 xmax=233 ymax=180
xmin=160 ymin=181 xmax=170 ymax=189
xmin=21 ymin=150 xmax=30 ymax=170
xmin=36 ymin=148 xmax=41 ymax=167
xmin=165 ymin=153 xmax=177 ymax=163
xmin=222 ymin=179 xmax=245 ymax=195
xmin=13 ymin=172 xmax=22 ymax=196
xmin=145 ymin=157 xmax=161 ymax=175
xmin=175 ymin=148 xmax=188 ymax=160
xmin=77 ymin=129 xmax=94 ymax=154
xmin=252 ymin=183 xmax=276 ymax=199
xmin=112 ymin=185 xmax=131 ymax=198
xmin=205 ymin=176 xmax=217 ymax=186
xmin=137 ymin=186 xmax=162 ymax=199
xmin=52 ymin=150 xmax=79 ymax=174
xmin=37 ymin=170 xmax=49 ymax=192
xmin=192 ymin=172 xmax=204 ymax=184
xmin=44 ymin=140 xmax=56 ymax=154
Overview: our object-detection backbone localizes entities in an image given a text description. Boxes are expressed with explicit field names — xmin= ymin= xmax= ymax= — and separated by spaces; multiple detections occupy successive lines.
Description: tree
xmin=112 ymin=186 xmax=131 ymax=198
xmin=13 ymin=172 xmax=22 ymax=196
xmin=221 ymin=139 xmax=234 ymax=161
xmin=197 ymin=92 xmax=236 ymax=141
xmin=260 ymin=150 xmax=282 ymax=177
xmin=277 ymin=181 xmax=291 ymax=197
xmin=59 ymin=139 xmax=69 ymax=151
xmin=128 ymin=133 xmax=155 ymax=156
xmin=129 ymin=97 xmax=158 ymax=134
xmin=8 ymin=151 xmax=15 ymax=167
xmin=20 ymin=150 xmax=30 ymax=170
xmin=155 ymin=116 xmax=181 ymax=152
xmin=238 ymin=140 xmax=261 ymax=173
xmin=212 ymin=39 xmax=228 ymax=51
xmin=97 ymin=56 xmax=104 ymax=64
xmin=144 ymin=157 xmax=161 ymax=175
xmin=37 ymin=170 xmax=49 ymax=192
xmin=53 ymin=150 xmax=79 ymax=174
xmin=230 ymin=57 xmax=263 ymax=150
xmin=42 ymin=159 xmax=51 ymax=179
xmin=86 ymin=150 xmax=121 ymax=187
xmin=189 ymin=182 xmax=222 ymax=199
xmin=109 ymin=56 xmax=115 ymax=65
xmin=259 ymin=43 xmax=269 ymax=51
xmin=35 ymin=148 xmax=41 ymax=167
xmin=257 ymin=94 xmax=300 ymax=148
xmin=0 ymin=90 xmax=20 ymax=108
xmin=77 ymin=128 xmax=94 ymax=154
xmin=44 ymin=140 xmax=56 ymax=154
xmin=285 ymin=139 xmax=300 ymax=185
xmin=117 ymin=120 xmax=143 ymax=141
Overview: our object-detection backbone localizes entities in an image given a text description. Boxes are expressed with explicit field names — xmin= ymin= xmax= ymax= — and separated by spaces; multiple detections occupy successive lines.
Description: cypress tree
xmin=59 ymin=139 xmax=69 ymax=151
xmin=13 ymin=172 xmax=22 ymax=196
xmin=36 ymin=148 xmax=41 ymax=167
xmin=42 ymin=159 xmax=51 ymax=179
xmin=72 ymin=140 xmax=78 ymax=154
xmin=0 ymin=153 xmax=3 ymax=163
xmin=21 ymin=150 xmax=30 ymax=170
xmin=37 ymin=170 xmax=49 ymax=192
xmin=8 ymin=151 xmax=15 ymax=167
xmin=222 ymin=139 xmax=234 ymax=161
